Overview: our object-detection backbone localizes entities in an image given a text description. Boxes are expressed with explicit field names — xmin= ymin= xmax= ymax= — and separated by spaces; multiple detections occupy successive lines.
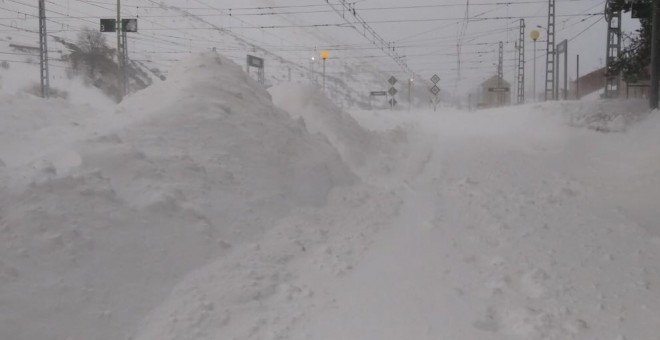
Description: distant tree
xmin=69 ymin=27 xmax=116 ymax=78
xmin=62 ymin=26 xmax=153 ymax=101
xmin=65 ymin=27 xmax=122 ymax=101
xmin=606 ymin=0 xmax=652 ymax=83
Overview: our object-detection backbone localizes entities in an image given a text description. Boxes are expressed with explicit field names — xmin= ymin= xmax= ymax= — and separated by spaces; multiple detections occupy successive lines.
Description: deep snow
xmin=0 ymin=53 xmax=355 ymax=340
xmin=1 ymin=52 xmax=659 ymax=340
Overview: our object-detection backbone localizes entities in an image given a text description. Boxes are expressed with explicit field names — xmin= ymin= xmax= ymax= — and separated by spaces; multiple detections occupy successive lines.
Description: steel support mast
xmin=38 ymin=0 xmax=50 ymax=98
xmin=122 ymin=29 xmax=129 ymax=95
xmin=117 ymin=0 xmax=125 ymax=98
xmin=544 ymin=0 xmax=556 ymax=101
xmin=517 ymin=19 xmax=526 ymax=104
xmin=605 ymin=0 xmax=622 ymax=98
xmin=498 ymin=41 xmax=504 ymax=106
xmin=652 ymin=0 xmax=660 ymax=108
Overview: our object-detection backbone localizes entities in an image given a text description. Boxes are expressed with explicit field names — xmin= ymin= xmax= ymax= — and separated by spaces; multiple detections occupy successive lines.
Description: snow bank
xmin=540 ymin=98 xmax=650 ymax=132
xmin=132 ymin=185 xmax=404 ymax=340
xmin=0 ymin=52 xmax=355 ymax=340
xmin=322 ymin=100 xmax=660 ymax=340
xmin=269 ymin=83 xmax=432 ymax=185
xmin=129 ymin=98 xmax=660 ymax=340
xmin=269 ymin=83 xmax=379 ymax=166
xmin=0 ymin=93 xmax=116 ymax=168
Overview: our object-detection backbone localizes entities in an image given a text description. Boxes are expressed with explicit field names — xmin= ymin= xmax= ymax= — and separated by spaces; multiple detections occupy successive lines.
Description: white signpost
xmin=247 ymin=55 xmax=265 ymax=85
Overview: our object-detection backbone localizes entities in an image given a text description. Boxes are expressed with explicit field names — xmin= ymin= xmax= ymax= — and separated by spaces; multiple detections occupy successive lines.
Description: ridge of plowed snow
xmin=0 ymin=53 xmax=356 ymax=340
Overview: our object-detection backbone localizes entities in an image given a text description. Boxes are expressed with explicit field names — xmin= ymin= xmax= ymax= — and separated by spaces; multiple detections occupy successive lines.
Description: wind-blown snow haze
xmin=0 ymin=1 xmax=659 ymax=339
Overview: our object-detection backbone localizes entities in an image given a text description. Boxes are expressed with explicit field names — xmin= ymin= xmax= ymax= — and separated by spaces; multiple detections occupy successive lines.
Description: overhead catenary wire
xmin=0 ymin=0 xmax=610 ymax=97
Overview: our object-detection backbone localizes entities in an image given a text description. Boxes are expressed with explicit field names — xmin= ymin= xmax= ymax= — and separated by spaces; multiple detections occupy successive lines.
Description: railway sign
xmin=370 ymin=91 xmax=387 ymax=96
xmin=100 ymin=19 xmax=117 ymax=32
xmin=431 ymin=74 xmax=440 ymax=84
xmin=488 ymin=87 xmax=510 ymax=93
xmin=388 ymin=76 xmax=398 ymax=86
xmin=122 ymin=18 xmax=138 ymax=32
xmin=430 ymin=85 xmax=440 ymax=96
xmin=246 ymin=54 xmax=265 ymax=85
xmin=100 ymin=18 xmax=138 ymax=32
xmin=247 ymin=55 xmax=264 ymax=69
xmin=389 ymin=98 xmax=398 ymax=107
xmin=388 ymin=87 xmax=398 ymax=96
xmin=556 ymin=40 xmax=567 ymax=54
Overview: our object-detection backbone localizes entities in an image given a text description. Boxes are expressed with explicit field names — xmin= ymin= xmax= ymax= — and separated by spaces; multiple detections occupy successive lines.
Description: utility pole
xmin=544 ymin=0 xmax=556 ymax=101
xmin=309 ymin=56 xmax=316 ymax=84
xmin=408 ymin=77 xmax=414 ymax=111
xmin=321 ymin=50 xmax=328 ymax=90
xmin=576 ymin=54 xmax=580 ymax=99
xmin=122 ymin=28 xmax=129 ymax=95
xmin=498 ymin=41 xmax=504 ymax=106
xmin=531 ymin=30 xmax=540 ymax=101
xmin=605 ymin=0 xmax=622 ymax=99
xmin=651 ymin=0 xmax=660 ymax=109
xmin=517 ymin=19 xmax=526 ymax=104
xmin=117 ymin=0 xmax=125 ymax=98
xmin=38 ymin=0 xmax=50 ymax=99
xmin=514 ymin=41 xmax=518 ymax=99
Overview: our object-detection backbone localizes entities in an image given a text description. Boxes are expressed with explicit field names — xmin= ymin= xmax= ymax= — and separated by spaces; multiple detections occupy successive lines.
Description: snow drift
xmin=0 ymin=52 xmax=355 ymax=340
xmin=133 ymin=99 xmax=660 ymax=340
xmin=269 ymin=83 xmax=432 ymax=185
xmin=269 ymin=84 xmax=380 ymax=167
xmin=2 ymin=51 xmax=659 ymax=340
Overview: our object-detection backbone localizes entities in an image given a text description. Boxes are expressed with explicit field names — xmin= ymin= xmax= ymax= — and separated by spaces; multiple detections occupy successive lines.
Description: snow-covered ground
xmin=1 ymin=53 xmax=659 ymax=340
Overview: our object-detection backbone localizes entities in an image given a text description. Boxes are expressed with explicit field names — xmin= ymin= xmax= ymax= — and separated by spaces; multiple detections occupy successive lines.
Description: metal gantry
xmin=38 ymin=0 xmax=50 ymax=99
xmin=605 ymin=0 xmax=622 ymax=98
xmin=517 ymin=19 xmax=526 ymax=104
xmin=544 ymin=0 xmax=556 ymax=101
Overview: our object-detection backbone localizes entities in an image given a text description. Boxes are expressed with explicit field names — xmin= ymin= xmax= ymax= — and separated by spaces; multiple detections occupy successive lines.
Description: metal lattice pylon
xmin=38 ymin=0 xmax=50 ymax=99
xmin=605 ymin=0 xmax=622 ymax=98
xmin=117 ymin=0 xmax=125 ymax=99
xmin=121 ymin=29 xmax=129 ymax=95
xmin=517 ymin=19 xmax=526 ymax=104
xmin=544 ymin=0 xmax=556 ymax=101
xmin=498 ymin=41 xmax=504 ymax=105
xmin=498 ymin=42 xmax=504 ymax=81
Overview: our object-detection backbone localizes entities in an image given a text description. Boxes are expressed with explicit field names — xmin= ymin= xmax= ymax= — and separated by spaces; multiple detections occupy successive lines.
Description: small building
xmin=570 ymin=65 xmax=651 ymax=99
xmin=478 ymin=75 xmax=511 ymax=108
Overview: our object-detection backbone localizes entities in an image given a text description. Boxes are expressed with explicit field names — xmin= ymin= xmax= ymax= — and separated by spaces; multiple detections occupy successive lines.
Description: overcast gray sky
xmin=2 ymin=0 xmax=641 ymax=96
xmin=296 ymin=0 xmax=636 ymax=93
xmin=237 ymin=0 xmax=638 ymax=94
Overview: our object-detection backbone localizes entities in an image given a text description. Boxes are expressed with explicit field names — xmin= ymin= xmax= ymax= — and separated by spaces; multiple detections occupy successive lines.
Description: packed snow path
xmin=136 ymin=99 xmax=660 ymax=339
xmin=294 ymin=106 xmax=660 ymax=340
